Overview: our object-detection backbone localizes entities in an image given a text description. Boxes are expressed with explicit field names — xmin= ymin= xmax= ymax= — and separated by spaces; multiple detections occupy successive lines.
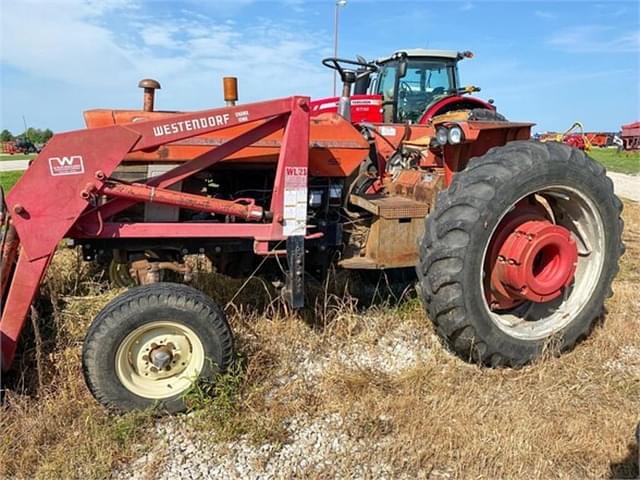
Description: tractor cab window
xmin=374 ymin=58 xmax=458 ymax=123
xmin=375 ymin=63 xmax=398 ymax=122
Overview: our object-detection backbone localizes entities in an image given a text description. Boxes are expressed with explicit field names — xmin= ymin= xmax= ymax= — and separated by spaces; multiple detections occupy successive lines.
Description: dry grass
xmin=1 ymin=202 xmax=639 ymax=479
xmin=0 ymin=251 xmax=156 ymax=479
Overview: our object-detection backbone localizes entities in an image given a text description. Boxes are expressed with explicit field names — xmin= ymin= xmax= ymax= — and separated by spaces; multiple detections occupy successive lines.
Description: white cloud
xmin=534 ymin=10 xmax=556 ymax=20
xmin=0 ymin=0 xmax=333 ymax=131
xmin=140 ymin=25 xmax=180 ymax=49
xmin=0 ymin=1 xmax=139 ymax=87
xmin=548 ymin=25 xmax=640 ymax=53
xmin=459 ymin=2 xmax=474 ymax=11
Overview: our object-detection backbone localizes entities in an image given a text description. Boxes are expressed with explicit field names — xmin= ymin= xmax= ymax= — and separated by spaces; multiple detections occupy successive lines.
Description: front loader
xmin=0 ymin=52 xmax=623 ymax=412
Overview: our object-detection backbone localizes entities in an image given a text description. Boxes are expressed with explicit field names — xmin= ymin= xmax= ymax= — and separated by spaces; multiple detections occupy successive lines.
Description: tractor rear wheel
xmin=417 ymin=140 xmax=623 ymax=366
xmin=82 ymin=283 xmax=234 ymax=412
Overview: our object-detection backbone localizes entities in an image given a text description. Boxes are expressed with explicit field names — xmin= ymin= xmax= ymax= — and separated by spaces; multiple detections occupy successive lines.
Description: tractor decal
xmin=48 ymin=155 xmax=85 ymax=176
xmin=152 ymin=114 xmax=231 ymax=137
xmin=283 ymin=166 xmax=308 ymax=236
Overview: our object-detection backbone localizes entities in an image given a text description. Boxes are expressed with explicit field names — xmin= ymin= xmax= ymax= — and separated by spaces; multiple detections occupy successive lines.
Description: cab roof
xmin=376 ymin=49 xmax=460 ymax=63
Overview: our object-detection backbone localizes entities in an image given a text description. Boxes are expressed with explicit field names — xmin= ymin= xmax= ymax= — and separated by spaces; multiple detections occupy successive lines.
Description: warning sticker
xmin=283 ymin=167 xmax=308 ymax=236
xmin=49 ymin=155 xmax=85 ymax=176
xmin=379 ymin=126 xmax=397 ymax=137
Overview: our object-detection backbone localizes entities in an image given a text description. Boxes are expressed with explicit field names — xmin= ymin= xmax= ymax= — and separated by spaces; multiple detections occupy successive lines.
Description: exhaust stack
xmin=223 ymin=77 xmax=238 ymax=106
xmin=138 ymin=79 xmax=161 ymax=112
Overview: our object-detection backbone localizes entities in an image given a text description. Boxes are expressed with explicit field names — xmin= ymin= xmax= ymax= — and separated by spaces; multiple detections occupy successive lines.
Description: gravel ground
xmin=0 ymin=159 xmax=29 ymax=172
xmin=115 ymin=325 xmax=448 ymax=480
xmin=605 ymin=345 xmax=640 ymax=378
xmin=293 ymin=325 xmax=434 ymax=382
xmin=117 ymin=414 xmax=401 ymax=480
xmin=607 ymin=172 xmax=640 ymax=202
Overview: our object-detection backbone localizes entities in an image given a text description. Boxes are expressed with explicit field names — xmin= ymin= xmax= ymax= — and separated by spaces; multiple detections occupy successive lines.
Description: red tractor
xmin=311 ymin=49 xmax=499 ymax=124
xmin=0 ymin=50 xmax=623 ymax=412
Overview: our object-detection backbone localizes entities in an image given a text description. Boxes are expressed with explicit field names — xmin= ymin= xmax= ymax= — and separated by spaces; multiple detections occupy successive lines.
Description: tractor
xmin=0 ymin=49 xmax=623 ymax=412
xmin=311 ymin=49 xmax=500 ymax=124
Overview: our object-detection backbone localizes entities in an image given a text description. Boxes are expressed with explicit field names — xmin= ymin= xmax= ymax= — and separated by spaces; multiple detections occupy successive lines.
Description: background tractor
xmin=311 ymin=49 xmax=501 ymax=124
xmin=0 ymin=49 xmax=623 ymax=413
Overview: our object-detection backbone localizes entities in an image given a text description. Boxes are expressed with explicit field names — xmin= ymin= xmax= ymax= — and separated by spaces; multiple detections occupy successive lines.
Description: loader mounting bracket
xmin=285 ymin=236 xmax=305 ymax=308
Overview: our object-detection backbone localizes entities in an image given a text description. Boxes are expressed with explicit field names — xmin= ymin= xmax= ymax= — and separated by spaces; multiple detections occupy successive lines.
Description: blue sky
xmin=1 ymin=0 xmax=638 ymax=134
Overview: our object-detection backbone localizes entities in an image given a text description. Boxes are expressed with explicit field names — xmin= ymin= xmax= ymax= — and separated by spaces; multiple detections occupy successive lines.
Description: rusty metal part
xmin=223 ymin=77 xmax=238 ymax=106
xmin=0 ymin=222 xmax=20 ymax=300
xmin=341 ymin=194 xmax=429 ymax=269
xmin=340 ymin=214 xmax=425 ymax=269
xmin=149 ymin=344 xmax=174 ymax=369
xmin=387 ymin=169 xmax=444 ymax=205
xmin=156 ymin=261 xmax=193 ymax=282
xmin=349 ymin=194 xmax=429 ymax=219
xmin=102 ymin=181 xmax=265 ymax=221
xmin=129 ymin=259 xmax=192 ymax=285
xmin=340 ymin=180 xmax=444 ymax=268
xmin=130 ymin=259 xmax=158 ymax=284
xmin=138 ymin=79 xmax=161 ymax=112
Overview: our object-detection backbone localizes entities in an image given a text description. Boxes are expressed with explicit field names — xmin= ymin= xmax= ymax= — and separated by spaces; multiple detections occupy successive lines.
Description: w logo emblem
xmin=48 ymin=155 xmax=84 ymax=176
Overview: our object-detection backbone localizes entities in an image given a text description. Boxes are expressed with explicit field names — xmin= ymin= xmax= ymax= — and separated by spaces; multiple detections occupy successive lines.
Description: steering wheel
xmin=322 ymin=57 xmax=377 ymax=83
xmin=399 ymin=81 xmax=412 ymax=98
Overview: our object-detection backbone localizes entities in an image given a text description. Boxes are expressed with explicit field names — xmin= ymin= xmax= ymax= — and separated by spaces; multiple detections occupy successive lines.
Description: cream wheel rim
xmin=115 ymin=321 xmax=205 ymax=399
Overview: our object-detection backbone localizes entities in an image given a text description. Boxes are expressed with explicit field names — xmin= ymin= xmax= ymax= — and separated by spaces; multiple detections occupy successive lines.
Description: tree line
xmin=1 ymin=128 xmax=54 ymax=145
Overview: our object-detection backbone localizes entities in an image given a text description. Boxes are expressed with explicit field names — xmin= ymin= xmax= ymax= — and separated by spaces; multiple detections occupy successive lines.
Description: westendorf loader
xmin=0 ymin=50 xmax=624 ymax=412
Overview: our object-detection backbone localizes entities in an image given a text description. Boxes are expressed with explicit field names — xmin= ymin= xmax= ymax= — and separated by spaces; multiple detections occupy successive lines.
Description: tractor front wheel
xmin=82 ymin=283 xmax=234 ymax=412
xmin=417 ymin=140 xmax=623 ymax=366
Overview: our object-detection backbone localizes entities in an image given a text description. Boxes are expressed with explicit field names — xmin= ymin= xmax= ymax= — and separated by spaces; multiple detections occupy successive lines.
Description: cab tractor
xmin=311 ymin=49 xmax=501 ymax=124
xmin=0 ymin=49 xmax=623 ymax=412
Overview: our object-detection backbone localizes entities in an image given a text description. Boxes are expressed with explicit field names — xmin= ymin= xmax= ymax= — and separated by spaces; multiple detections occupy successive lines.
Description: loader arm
xmin=1 ymin=96 xmax=310 ymax=370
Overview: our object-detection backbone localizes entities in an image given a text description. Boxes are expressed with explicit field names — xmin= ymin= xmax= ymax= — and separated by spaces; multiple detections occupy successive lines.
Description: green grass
xmin=588 ymin=148 xmax=639 ymax=175
xmin=0 ymin=153 xmax=36 ymax=161
xmin=0 ymin=171 xmax=23 ymax=192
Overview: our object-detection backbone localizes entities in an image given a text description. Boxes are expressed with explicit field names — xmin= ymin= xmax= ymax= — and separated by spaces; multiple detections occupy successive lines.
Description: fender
xmin=419 ymin=95 xmax=495 ymax=124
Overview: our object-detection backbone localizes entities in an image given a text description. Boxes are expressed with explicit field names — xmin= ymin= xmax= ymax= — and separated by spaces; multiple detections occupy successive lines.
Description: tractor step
xmin=340 ymin=194 xmax=429 ymax=269
xmin=349 ymin=194 xmax=429 ymax=219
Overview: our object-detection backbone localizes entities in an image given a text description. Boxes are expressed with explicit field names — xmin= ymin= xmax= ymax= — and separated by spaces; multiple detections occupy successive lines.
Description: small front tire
xmin=82 ymin=283 xmax=234 ymax=413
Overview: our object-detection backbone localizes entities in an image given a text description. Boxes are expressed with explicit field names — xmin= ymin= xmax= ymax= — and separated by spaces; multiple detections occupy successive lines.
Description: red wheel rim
xmin=486 ymin=202 xmax=578 ymax=310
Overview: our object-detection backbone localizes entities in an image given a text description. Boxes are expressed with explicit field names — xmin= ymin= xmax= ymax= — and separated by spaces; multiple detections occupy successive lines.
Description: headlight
xmin=436 ymin=127 xmax=449 ymax=146
xmin=448 ymin=126 xmax=464 ymax=144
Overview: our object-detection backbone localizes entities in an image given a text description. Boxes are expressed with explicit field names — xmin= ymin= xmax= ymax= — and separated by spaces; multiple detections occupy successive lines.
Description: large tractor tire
xmin=417 ymin=140 xmax=623 ymax=366
xmin=82 ymin=283 xmax=234 ymax=412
